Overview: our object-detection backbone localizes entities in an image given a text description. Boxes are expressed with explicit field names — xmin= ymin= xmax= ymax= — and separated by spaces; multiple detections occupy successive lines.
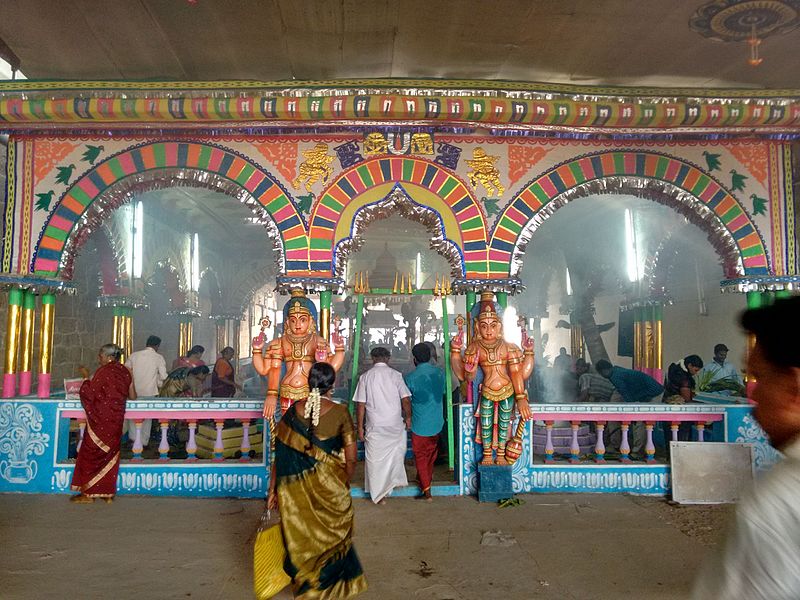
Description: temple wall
xmin=2 ymin=136 xmax=790 ymax=282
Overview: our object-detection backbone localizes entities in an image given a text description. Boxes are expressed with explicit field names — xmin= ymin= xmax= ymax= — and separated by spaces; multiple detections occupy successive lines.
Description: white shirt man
xmin=693 ymin=297 xmax=800 ymax=599
xmin=354 ymin=348 xmax=412 ymax=504
xmin=123 ymin=337 xmax=167 ymax=447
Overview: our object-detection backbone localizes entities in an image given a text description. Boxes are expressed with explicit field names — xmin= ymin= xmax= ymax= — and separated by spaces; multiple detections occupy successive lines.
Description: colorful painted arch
xmin=308 ymin=156 xmax=488 ymax=277
xmin=32 ymin=141 xmax=309 ymax=277
xmin=489 ymin=150 xmax=771 ymax=277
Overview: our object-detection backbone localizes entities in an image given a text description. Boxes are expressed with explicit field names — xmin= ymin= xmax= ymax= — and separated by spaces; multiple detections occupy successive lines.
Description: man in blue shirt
xmin=404 ymin=343 xmax=445 ymax=501
xmin=596 ymin=359 xmax=664 ymax=459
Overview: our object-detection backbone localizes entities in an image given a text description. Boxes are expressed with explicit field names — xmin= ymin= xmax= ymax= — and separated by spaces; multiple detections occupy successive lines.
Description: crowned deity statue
xmin=252 ymin=289 xmax=345 ymax=419
xmin=450 ymin=291 xmax=534 ymax=465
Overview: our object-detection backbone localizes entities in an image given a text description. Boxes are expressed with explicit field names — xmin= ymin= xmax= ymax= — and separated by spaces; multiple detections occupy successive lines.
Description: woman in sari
xmin=268 ymin=362 xmax=366 ymax=599
xmin=211 ymin=346 xmax=241 ymax=397
xmin=159 ymin=365 xmax=210 ymax=398
xmin=172 ymin=344 xmax=205 ymax=370
xmin=70 ymin=344 xmax=136 ymax=504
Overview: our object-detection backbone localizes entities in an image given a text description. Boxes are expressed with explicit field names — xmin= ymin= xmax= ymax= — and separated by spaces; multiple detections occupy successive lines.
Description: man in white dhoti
xmin=354 ymin=346 xmax=412 ymax=504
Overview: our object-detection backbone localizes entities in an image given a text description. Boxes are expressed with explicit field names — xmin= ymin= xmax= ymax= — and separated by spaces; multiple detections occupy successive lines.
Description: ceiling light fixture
xmin=690 ymin=0 xmax=800 ymax=67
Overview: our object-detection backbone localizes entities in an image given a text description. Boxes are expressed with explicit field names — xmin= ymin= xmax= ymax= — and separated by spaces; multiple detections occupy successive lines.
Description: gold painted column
xmin=112 ymin=306 xmax=133 ymax=361
xmin=18 ymin=290 xmax=36 ymax=395
xmin=2 ymin=287 xmax=23 ymax=398
xmin=320 ymin=290 xmax=332 ymax=343
xmin=178 ymin=316 xmax=193 ymax=358
xmin=37 ymin=293 xmax=56 ymax=398
xmin=569 ymin=321 xmax=584 ymax=362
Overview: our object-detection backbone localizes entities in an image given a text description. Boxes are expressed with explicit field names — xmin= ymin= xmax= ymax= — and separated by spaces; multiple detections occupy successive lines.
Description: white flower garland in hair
xmin=305 ymin=387 xmax=321 ymax=427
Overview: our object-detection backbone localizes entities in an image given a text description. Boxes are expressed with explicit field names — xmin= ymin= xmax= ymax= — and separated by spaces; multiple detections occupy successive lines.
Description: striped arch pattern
xmin=308 ymin=157 xmax=488 ymax=277
xmin=32 ymin=141 xmax=309 ymax=276
xmin=488 ymin=151 xmax=770 ymax=277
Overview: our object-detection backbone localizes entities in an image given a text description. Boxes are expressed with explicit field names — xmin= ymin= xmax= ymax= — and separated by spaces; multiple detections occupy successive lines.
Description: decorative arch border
xmin=31 ymin=141 xmax=309 ymax=278
xmin=332 ymin=185 xmax=466 ymax=279
xmin=489 ymin=151 xmax=770 ymax=278
xmin=308 ymin=156 xmax=488 ymax=277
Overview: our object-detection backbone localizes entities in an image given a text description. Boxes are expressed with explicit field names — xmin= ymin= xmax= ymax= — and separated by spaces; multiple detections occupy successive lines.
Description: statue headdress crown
xmin=477 ymin=291 xmax=499 ymax=321
xmin=282 ymin=289 xmax=318 ymax=332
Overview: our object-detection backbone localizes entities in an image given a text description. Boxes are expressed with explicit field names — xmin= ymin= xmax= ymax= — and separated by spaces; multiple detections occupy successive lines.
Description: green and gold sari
xmin=275 ymin=403 xmax=367 ymax=599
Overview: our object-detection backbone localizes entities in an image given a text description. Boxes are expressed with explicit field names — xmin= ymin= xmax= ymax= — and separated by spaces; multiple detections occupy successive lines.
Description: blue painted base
xmin=477 ymin=464 xmax=513 ymax=502
xmin=350 ymin=484 xmax=460 ymax=500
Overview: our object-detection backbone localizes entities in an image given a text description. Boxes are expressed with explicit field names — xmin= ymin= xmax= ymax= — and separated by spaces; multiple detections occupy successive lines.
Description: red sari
xmin=71 ymin=361 xmax=132 ymax=498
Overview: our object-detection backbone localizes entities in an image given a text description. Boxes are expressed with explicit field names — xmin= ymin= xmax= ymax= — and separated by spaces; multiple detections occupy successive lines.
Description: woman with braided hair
xmin=267 ymin=362 xmax=366 ymax=598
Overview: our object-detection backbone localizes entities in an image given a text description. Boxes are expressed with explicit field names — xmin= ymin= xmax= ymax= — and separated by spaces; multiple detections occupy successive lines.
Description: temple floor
xmin=0 ymin=493 xmax=729 ymax=599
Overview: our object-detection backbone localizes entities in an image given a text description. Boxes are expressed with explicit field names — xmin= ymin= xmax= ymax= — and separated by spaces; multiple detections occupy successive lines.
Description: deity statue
xmin=450 ymin=291 xmax=534 ymax=465
xmin=252 ymin=289 xmax=345 ymax=419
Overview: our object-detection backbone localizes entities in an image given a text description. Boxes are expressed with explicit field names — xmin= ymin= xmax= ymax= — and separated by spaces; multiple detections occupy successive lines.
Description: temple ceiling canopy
xmin=1 ymin=0 xmax=799 ymax=90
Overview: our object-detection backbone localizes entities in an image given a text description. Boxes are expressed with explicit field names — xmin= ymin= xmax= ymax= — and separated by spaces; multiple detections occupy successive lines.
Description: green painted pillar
xmin=348 ymin=294 xmax=365 ymax=414
xmin=465 ymin=290 xmax=477 ymax=345
xmin=495 ymin=291 xmax=508 ymax=309
xmin=442 ymin=297 xmax=454 ymax=470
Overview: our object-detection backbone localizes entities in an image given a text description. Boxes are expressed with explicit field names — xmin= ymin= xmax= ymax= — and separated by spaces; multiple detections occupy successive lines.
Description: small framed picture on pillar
xmin=64 ymin=378 xmax=83 ymax=400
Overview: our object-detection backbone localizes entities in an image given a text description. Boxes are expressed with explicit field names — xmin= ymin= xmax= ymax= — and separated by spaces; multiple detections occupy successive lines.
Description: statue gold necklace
xmin=286 ymin=331 xmax=313 ymax=359
xmin=478 ymin=338 xmax=502 ymax=362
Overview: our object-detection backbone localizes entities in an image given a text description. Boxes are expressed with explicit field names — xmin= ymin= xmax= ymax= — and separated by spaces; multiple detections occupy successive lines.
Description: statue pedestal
xmin=477 ymin=464 xmax=513 ymax=503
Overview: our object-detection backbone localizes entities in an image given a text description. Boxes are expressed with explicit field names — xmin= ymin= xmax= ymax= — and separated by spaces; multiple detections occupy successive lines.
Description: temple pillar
xmin=18 ymin=290 xmax=36 ymax=395
xmin=495 ymin=291 xmax=508 ymax=309
xmin=2 ymin=288 xmax=23 ymax=397
xmin=178 ymin=316 xmax=193 ymax=358
xmin=37 ymin=294 xmax=56 ymax=398
xmin=111 ymin=306 xmax=133 ymax=361
xmin=465 ymin=290 xmax=477 ymax=345
xmin=569 ymin=320 xmax=584 ymax=362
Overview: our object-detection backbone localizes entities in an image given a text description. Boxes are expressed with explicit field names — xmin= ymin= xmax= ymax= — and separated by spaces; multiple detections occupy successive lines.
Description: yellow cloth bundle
xmin=253 ymin=509 xmax=291 ymax=599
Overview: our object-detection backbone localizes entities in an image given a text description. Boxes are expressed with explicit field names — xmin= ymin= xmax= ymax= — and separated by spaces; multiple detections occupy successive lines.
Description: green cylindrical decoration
xmin=653 ymin=303 xmax=663 ymax=322
xmin=22 ymin=290 xmax=36 ymax=310
xmin=775 ymin=290 xmax=792 ymax=300
xmin=41 ymin=293 xmax=56 ymax=306
xmin=746 ymin=291 xmax=763 ymax=309
xmin=348 ymin=294 xmax=365 ymax=414
xmin=319 ymin=290 xmax=332 ymax=309
xmin=8 ymin=288 xmax=23 ymax=307
xmin=495 ymin=291 xmax=508 ymax=308
xmin=465 ymin=290 xmax=477 ymax=312
xmin=441 ymin=297 xmax=455 ymax=471
xmin=112 ymin=305 xmax=125 ymax=317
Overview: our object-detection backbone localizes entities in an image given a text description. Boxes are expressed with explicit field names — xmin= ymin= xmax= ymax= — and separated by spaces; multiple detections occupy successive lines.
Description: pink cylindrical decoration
xmin=620 ymin=422 xmax=631 ymax=463
xmin=37 ymin=372 xmax=52 ymax=398
xmin=186 ymin=421 xmax=198 ymax=461
xmin=2 ymin=373 xmax=15 ymax=398
xmin=595 ymin=421 xmax=606 ymax=463
xmin=18 ymin=371 xmax=32 ymax=396
xmin=158 ymin=421 xmax=170 ymax=461
xmin=240 ymin=419 xmax=251 ymax=462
